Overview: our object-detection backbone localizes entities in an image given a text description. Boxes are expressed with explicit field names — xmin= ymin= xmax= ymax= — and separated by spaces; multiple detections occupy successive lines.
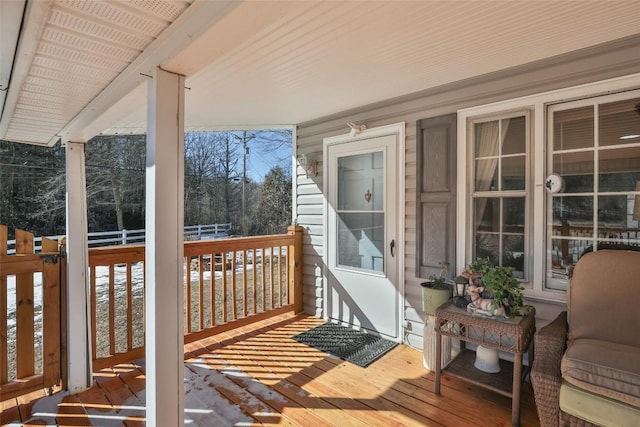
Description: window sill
xmin=523 ymin=288 xmax=566 ymax=305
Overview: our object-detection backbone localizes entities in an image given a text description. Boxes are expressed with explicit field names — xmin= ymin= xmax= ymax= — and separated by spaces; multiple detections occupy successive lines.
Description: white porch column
xmin=145 ymin=67 xmax=185 ymax=426
xmin=65 ymin=141 xmax=92 ymax=393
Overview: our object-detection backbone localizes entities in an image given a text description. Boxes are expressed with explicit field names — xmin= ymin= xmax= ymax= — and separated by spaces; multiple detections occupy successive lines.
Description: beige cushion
xmin=560 ymin=382 xmax=640 ymax=427
xmin=562 ymin=338 xmax=640 ymax=406
xmin=568 ymin=249 xmax=640 ymax=347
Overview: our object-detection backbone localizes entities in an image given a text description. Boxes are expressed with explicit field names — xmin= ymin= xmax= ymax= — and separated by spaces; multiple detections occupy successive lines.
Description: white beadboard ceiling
xmin=2 ymin=0 xmax=640 ymax=146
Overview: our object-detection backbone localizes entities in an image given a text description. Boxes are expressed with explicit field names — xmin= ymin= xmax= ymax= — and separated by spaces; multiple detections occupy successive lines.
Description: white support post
xmin=65 ymin=141 xmax=92 ymax=393
xmin=145 ymin=67 xmax=185 ymax=427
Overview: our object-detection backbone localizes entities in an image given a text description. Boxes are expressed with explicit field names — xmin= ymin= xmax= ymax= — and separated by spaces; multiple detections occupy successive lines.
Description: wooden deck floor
xmin=2 ymin=313 xmax=540 ymax=426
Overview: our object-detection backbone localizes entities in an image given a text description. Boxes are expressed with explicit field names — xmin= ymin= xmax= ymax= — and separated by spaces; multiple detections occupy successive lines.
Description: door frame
xmin=322 ymin=122 xmax=406 ymax=342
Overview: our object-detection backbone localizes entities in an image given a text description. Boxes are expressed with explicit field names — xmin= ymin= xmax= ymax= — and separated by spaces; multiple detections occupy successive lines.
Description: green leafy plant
xmin=464 ymin=258 xmax=525 ymax=316
xmin=465 ymin=257 xmax=493 ymax=275
xmin=426 ymin=261 xmax=452 ymax=289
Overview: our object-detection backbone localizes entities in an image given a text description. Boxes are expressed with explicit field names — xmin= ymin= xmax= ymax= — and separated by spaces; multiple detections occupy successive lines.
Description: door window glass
xmin=337 ymin=152 xmax=385 ymax=273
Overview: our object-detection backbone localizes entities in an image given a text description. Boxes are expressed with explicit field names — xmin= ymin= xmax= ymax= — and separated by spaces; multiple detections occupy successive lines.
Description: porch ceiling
xmin=1 ymin=0 xmax=640 ymax=146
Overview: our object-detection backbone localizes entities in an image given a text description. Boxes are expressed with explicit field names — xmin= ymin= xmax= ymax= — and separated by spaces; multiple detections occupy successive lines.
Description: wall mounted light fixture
xmin=297 ymin=153 xmax=317 ymax=177
xmin=347 ymin=122 xmax=367 ymax=137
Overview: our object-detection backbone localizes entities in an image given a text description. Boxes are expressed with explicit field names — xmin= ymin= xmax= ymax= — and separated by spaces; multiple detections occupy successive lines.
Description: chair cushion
xmin=560 ymin=382 xmax=640 ymax=427
xmin=561 ymin=338 xmax=640 ymax=406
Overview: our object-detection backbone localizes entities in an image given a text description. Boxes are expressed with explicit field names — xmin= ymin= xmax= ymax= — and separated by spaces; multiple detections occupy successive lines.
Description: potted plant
xmin=463 ymin=258 xmax=526 ymax=317
xmin=420 ymin=261 xmax=453 ymax=316
xmin=480 ymin=264 xmax=525 ymax=316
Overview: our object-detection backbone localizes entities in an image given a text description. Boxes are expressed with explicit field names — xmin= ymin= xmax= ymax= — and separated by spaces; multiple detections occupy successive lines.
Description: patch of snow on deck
xmin=188 ymin=359 xmax=291 ymax=416
xmin=185 ymin=362 xmax=258 ymax=425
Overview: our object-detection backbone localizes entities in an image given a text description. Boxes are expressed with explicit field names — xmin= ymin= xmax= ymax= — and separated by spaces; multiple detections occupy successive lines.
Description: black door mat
xmin=293 ymin=322 xmax=398 ymax=368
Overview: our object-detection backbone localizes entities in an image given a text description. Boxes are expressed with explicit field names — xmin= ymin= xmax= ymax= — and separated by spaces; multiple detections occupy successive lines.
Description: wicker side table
xmin=434 ymin=301 xmax=536 ymax=426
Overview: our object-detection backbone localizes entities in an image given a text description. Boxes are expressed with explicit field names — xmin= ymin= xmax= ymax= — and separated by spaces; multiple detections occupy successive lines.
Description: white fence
xmin=6 ymin=223 xmax=233 ymax=254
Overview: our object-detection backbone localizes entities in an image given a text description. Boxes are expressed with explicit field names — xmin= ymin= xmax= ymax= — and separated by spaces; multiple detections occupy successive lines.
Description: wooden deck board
xmin=1 ymin=313 xmax=540 ymax=426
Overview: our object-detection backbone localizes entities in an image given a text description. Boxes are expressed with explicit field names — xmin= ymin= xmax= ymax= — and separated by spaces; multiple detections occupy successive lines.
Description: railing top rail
xmin=184 ymin=233 xmax=294 ymax=253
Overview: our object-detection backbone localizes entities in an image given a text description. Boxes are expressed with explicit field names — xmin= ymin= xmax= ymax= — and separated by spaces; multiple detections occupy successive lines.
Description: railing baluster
xmin=90 ymin=266 xmax=97 ymax=360
xmin=231 ymin=251 xmax=237 ymax=320
xmin=207 ymin=254 xmax=215 ymax=327
xmin=242 ymin=249 xmax=248 ymax=318
xmin=126 ymin=262 xmax=133 ymax=351
xmin=261 ymin=247 xmax=266 ymax=313
xmin=270 ymin=246 xmax=275 ymax=310
xmin=222 ymin=252 xmax=228 ymax=323
xmin=199 ymin=255 xmax=205 ymax=330
xmin=15 ymin=230 xmax=35 ymax=379
xmin=278 ymin=246 xmax=284 ymax=307
xmin=108 ymin=264 xmax=115 ymax=356
xmin=42 ymin=253 xmax=61 ymax=387
xmin=0 ymin=225 xmax=7 ymax=385
xmin=186 ymin=258 xmax=192 ymax=333
xmin=252 ymin=247 xmax=257 ymax=316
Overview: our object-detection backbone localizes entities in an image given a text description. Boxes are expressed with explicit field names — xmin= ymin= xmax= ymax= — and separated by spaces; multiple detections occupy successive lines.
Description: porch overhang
xmin=2 ymin=0 xmax=640 ymax=146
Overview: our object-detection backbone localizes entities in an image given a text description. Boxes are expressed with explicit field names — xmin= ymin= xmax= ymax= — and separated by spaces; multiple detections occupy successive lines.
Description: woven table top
xmin=435 ymin=301 xmax=536 ymax=353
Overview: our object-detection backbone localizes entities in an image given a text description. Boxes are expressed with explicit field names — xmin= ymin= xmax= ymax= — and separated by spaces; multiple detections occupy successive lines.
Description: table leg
xmin=512 ymin=352 xmax=523 ymax=426
xmin=435 ymin=324 xmax=442 ymax=395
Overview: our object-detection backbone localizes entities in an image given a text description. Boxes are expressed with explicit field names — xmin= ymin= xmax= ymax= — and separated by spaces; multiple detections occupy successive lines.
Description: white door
xmin=325 ymin=131 xmax=400 ymax=340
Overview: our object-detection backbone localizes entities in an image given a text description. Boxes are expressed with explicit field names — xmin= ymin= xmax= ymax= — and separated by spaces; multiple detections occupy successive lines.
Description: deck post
xmin=145 ymin=67 xmax=185 ymax=427
xmin=65 ymin=141 xmax=92 ymax=393
xmin=288 ymin=226 xmax=304 ymax=313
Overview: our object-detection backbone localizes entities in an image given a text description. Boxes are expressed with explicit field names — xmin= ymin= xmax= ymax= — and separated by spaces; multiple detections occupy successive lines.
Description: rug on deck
xmin=293 ymin=322 xmax=398 ymax=368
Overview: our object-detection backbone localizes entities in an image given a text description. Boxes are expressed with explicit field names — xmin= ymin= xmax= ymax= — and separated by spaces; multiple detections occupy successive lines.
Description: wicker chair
xmin=530 ymin=249 xmax=640 ymax=427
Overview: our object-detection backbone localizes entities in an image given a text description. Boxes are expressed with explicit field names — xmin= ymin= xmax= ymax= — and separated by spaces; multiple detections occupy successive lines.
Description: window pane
xmin=502 ymin=156 xmax=525 ymax=190
xmin=502 ymin=116 xmax=526 ymax=155
xmin=337 ymin=213 xmax=384 ymax=272
xmin=599 ymin=146 xmax=640 ymax=192
xmin=475 ymin=121 xmax=499 ymax=157
xmin=553 ymin=152 xmax=594 ymax=193
xmin=474 ymin=197 xmax=499 ymax=233
xmin=503 ymin=197 xmax=525 ymax=277
xmin=504 ymin=197 xmax=525 ymax=232
xmin=552 ymin=196 xmax=594 ymax=237
xmin=599 ymin=98 xmax=640 ymax=147
xmin=502 ymin=235 xmax=524 ymax=278
xmin=550 ymin=238 xmax=590 ymax=280
xmin=553 ymin=106 xmax=594 ymax=151
xmin=475 ymin=159 xmax=498 ymax=191
xmin=338 ymin=152 xmax=383 ymax=210
xmin=475 ymin=233 xmax=499 ymax=265
xmin=597 ymin=195 xmax=633 ymax=238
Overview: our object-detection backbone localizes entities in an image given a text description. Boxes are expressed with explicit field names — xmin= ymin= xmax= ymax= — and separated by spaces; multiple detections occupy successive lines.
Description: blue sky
xmin=242 ymin=130 xmax=293 ymax=182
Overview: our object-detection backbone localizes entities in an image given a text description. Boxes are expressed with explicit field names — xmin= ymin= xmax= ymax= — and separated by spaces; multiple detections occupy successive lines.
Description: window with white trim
xmin=460 ymin=77 xmax=640 ymax=300
xmin=546 ymin=94 xmax=640 ymax=290
xmin=470 ymin=111 xmax=530 ymax=279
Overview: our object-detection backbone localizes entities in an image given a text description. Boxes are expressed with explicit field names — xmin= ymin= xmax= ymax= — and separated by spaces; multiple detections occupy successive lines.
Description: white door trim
xmin=322 ymin=122 xmax=405 ymax=342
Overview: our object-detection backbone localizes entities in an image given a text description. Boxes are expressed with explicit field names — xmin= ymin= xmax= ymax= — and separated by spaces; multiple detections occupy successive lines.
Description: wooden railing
xmin=90 ymin=226 xmax=303 ymax=370
xmin=2 ymin=225 xmax=303 ymax=383
xmin=1 ymin=226 xmax=65 ymax=401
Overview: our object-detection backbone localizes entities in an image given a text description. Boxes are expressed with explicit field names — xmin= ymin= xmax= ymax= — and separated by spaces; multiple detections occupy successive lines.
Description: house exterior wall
xmin=294 ymin=35 xmax=640 ymax=348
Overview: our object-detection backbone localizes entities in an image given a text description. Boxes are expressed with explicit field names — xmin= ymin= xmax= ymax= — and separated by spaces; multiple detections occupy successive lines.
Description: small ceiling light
xmin=620 ymin=134 xmax=640 ymax=140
